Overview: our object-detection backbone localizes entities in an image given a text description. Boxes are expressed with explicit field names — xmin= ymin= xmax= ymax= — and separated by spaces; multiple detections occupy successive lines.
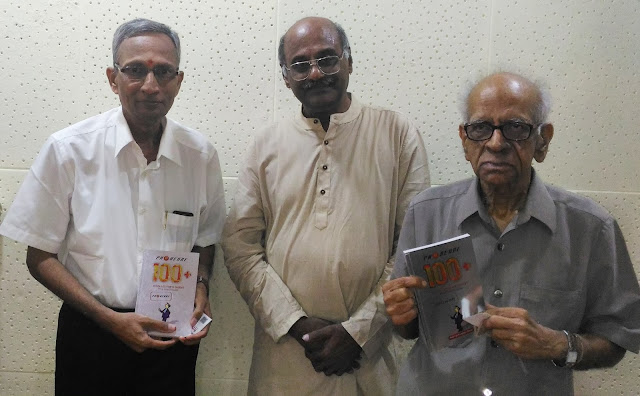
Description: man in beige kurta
xmin=223 ymin=17 xmax=430 ymax=395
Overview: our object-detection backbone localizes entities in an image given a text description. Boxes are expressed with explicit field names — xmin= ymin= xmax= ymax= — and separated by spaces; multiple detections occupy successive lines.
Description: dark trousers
xmin=55 ymin=303 xmax=199 ymax=396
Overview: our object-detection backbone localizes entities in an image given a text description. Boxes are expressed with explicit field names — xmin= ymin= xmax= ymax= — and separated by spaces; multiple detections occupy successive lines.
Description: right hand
xmin=106 ymin=311 xmax=178 ymax=353
xmin=382 ymin=276 xmax=427 ymax=326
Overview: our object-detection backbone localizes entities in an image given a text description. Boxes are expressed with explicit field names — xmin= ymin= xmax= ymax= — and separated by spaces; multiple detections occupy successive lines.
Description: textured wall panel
xmin=1 ymin=0 xmax=639 ymax=394
xmin=490 ymin=0 xmax=640 ymax=192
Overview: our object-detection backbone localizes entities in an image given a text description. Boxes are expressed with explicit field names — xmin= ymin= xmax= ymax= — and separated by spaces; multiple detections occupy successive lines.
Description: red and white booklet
xmin=404 ymin=234 xmax=485 ymax=350
xmin=135 ymin=249 xmax=200 ymax=337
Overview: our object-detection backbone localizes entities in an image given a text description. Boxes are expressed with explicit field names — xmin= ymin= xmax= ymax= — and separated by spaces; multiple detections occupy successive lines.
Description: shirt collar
xmin=516 ymin=169 xmax=556 ymax=232
xmin=295 ymin=93 xmax=362 ymax=129
xmin=112 ymin=107 xmax=182 ymax=166
xmin=455 ymin=169 xmax=556 ymax=233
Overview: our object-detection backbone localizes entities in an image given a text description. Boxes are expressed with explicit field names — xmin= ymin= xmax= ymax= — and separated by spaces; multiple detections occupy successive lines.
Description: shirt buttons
xmin=313 ymin=119 xmax=319 ymax=124
xmin=493 ymin=289 xmax=503 ymax=298
xmin=497 ymin=243 xmax=505 ymax=251
xmin=322 ymin=165 xmax=328 ymax=170
xmin=139 ymin=207 xmax=146 ymax=215
xmin=324 ymin=140 xmax=329 ymax=145
xmin=320 ymin=189 xmax=326 ymax=195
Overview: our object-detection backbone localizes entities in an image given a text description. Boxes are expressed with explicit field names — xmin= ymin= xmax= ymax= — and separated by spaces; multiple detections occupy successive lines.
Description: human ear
xmin=106 ymin=67 xmax=118 ymax=94
xmin=534 ymin=123 xmax=554 ymax=163
xmin=459 ymin=124 xmax=471 ymax=161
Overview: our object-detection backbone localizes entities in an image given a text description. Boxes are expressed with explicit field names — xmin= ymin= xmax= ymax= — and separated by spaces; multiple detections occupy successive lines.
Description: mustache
xmin=301 ymin=75 xmax=337 ymax=90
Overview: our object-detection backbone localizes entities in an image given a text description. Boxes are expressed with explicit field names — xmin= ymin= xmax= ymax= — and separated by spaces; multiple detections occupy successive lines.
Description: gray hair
xmin=278 ymin=18 xmax=351 ymax=68
xmin=112 ymin=18 xmax=181 ymax=66
xmin=459 ymin=72 xmax=551 ymax=124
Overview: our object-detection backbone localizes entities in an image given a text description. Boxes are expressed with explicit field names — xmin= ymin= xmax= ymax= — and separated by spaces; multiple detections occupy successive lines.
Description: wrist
xmin=552 ymin=330 xmax=581 ymax=368
xmin=196 ymin=275 xmax=209 ymax=297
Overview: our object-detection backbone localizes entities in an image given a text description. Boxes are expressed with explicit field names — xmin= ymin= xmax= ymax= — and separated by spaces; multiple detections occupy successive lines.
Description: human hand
xmin=180 ymin=284 xmax=212 ymax=345
xmin=107 ymin=311 xmax=177 ymax=353
xmin=303 ymin=324 xmax=363 ymax=376
xmin=288 ymin=317 xmax=333 ymax=347
xmin=482 ymin=305 xmax=566 ymax=360
xmin=382 ymin=276 xmax=427 ymax=326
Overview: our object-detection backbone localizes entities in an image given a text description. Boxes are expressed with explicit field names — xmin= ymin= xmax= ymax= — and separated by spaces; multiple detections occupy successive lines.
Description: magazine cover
xmin=135 ymin=249 xmax=200 ymax=337
xmin=404 ymin=233 xmax=484 ymax=350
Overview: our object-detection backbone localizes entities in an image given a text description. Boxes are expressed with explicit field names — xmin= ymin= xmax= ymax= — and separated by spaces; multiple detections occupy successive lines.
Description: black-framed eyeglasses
xmin=282 ymin=52 xmax=347 ymax=81
xmin=114 ymin=63 xmax=180 ymax=84
xmin=463 ymin=121 xmax=539 ymax=142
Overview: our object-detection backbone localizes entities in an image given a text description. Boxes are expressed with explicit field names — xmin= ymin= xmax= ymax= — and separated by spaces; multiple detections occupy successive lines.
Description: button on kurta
xmin=322 ymin=165 xmax=328 ymax=170
xmin=493 ymin=289 xmax=503 ymax=297
xmin=320 ymin=189 xmax=326 ymax=195
xmin=324 ymin=140 xmax=329 ymax=145
xmin=497 ymin=243 xmax=505 ymax=251
xmin=313 ymin=119 xmax=319 ymax=124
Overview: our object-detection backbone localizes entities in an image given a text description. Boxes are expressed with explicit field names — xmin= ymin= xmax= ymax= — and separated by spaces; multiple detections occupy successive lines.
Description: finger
xmin=303 ymin=325 xmax=332 ymax=345
xmin=389 ymin=307 xmax=419 ymax=326
xmin=142 ymin=317 xmax=177 ymax=334
xmin=385 ymin=294 xmax=417 ymax=316
xmin=145 ymin=337 xmax=178 ymax=350
xmin=383 ymin=276 xmax=427 ymax=293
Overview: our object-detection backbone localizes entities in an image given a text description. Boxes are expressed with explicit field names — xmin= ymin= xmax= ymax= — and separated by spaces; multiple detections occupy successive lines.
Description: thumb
xmin=302 ymin=325 xmax=332 ymax=344
xmin=145 ymin=317 xmax=176 ymax=334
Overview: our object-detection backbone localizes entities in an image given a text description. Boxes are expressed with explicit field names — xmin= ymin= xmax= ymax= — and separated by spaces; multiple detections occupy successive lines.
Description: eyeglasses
xmin=114 ymin=63 xmax=180 ymax=84
xmin=463 ymin=121 xmax=538 ymax=142
xmin=283 ymin=52 xmax=346 ymax=81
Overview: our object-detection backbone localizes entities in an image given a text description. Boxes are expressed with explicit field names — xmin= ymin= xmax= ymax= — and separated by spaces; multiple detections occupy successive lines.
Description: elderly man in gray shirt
xmin=383 ymin=72 xmax=640 ymax=395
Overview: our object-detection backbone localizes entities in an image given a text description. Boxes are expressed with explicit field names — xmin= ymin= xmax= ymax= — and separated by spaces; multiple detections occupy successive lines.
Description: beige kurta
xmin=223 ymin=97 xmax=430 ymax=395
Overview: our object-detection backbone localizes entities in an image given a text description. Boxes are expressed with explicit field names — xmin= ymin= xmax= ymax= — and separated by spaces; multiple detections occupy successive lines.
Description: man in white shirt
xmin=0 ymin=18 xmax=225 ymax=396
xmin=223 ymin=17 xmax=430 ymax=395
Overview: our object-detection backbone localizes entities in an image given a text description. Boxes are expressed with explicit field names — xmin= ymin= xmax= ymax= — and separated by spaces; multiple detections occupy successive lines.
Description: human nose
xmin=307 ymin=61 xmax=324 ymax=80
xmin=485 ymin=127 xmax=509 ymax=151
xmin=140 ymin=70 xmax=160 ymax=93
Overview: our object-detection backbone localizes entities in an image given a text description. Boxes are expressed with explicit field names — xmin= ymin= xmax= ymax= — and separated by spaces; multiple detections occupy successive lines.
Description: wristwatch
xmin=553 ymin=330 xmax=579 ymax=368
xmin=196 ymin=275 xmax=210 ymax=297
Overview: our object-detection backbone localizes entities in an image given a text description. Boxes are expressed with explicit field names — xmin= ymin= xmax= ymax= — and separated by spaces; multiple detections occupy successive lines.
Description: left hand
xmin=482 ymin=305 xmax=565 ymax=360
xmin=303 ymin=324 xmax=363 ymax=376
xmin=179 ymin=283 xmax=211 ymax=345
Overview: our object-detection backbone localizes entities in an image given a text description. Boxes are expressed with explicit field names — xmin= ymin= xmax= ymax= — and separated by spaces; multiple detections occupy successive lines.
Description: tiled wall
xmin=1 ymin=1 xmax=638 ymax=394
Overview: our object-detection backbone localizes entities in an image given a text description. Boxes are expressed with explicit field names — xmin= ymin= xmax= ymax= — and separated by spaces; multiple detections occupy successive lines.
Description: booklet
xmin=135 ymin=249 xmax=200 ymax=338
xmin=404 ymin=233 xmax=485 ymax=350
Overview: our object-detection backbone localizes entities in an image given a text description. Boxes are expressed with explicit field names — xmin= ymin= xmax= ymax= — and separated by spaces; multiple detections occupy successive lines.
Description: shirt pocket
xmin=519 ymin=284 xmax=581 ymax=329
xmin=162 ymin=212 xmax=196 ymax=252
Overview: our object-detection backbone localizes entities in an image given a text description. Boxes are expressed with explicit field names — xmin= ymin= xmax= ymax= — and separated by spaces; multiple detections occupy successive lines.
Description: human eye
xmin=124 ymin=64 xmax=147 ymax=79
xmin=290 ymin=61 xmax=310 ymax=74
xmin=153 ymin=65 xmax=175 ymax=81
xmin=317 ymin=56 xmax=339 ymax=68
xmin=503 ymin=122 xmax=532 ymax=139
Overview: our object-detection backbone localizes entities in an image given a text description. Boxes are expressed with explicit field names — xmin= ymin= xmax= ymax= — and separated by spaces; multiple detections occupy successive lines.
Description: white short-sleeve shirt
xmin=0 ymin=107 xmax=226 ymax=308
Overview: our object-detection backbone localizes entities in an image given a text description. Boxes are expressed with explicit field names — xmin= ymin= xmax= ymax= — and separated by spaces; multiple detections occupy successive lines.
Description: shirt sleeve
xmin=341 ymin=120 xmax=430 ymax=356
xmin=582 ymin=217 xmax=640 ymax=353
xmin=194 ymin=148 xmax=226 ymax=247
xmin=222 ymin=140 xmax=306 ymax=342
xmin=0 ymin=136 xmax=74 ymax=253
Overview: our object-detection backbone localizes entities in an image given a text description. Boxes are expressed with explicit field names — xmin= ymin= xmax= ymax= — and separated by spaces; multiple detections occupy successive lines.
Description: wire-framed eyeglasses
xmin=282 ymin=52 xmax=347 ymax=81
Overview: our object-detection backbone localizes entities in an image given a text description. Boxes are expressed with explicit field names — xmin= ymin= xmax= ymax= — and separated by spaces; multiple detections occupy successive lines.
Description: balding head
xmin=463 ymin=72 xmax=550 ymax=125
xmin=278 ymin=17 xmax=351 ymax=67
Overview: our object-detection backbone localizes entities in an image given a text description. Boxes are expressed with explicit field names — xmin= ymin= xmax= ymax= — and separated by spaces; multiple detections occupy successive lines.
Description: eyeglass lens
xmin=289 ymin=56 xmax=341 ymax=80
xmin=465 ymin=122 xmax=533 ymax=141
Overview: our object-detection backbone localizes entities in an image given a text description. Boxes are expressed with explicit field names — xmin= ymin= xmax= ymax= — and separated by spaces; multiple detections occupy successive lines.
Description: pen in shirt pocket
xmin=163 ymin=210 xmax=194 ymax=230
